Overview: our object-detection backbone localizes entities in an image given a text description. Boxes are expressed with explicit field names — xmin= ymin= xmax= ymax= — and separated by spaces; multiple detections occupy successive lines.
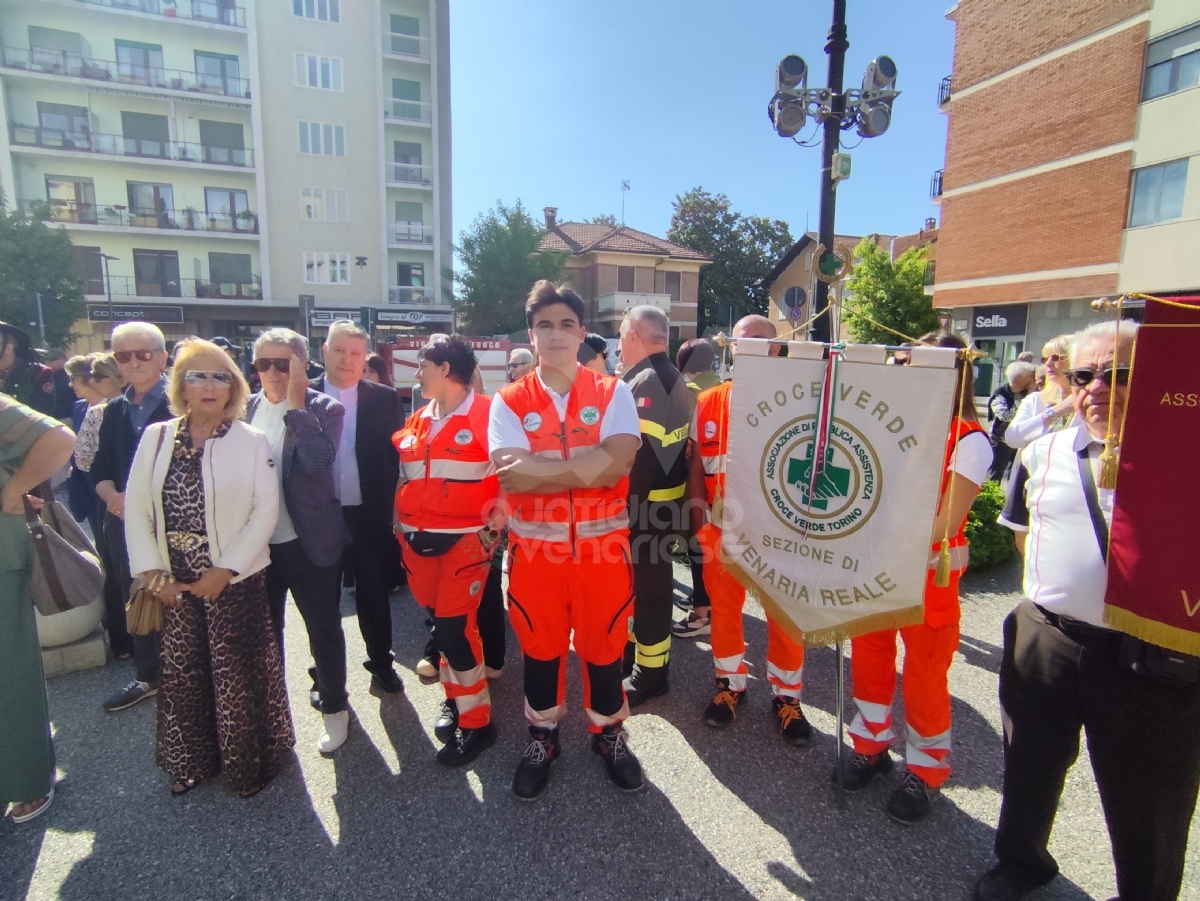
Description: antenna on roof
xmin=621 ymin=180 xmax=630 ymax=225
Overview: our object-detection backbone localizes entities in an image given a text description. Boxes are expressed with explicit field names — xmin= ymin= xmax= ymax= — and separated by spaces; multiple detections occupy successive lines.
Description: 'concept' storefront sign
xmin=88 ymin=304 xmax=185 ymax=324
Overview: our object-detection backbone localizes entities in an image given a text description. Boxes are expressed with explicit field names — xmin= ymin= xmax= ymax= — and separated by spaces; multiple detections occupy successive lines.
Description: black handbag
xmin=401 ymin=531 xmax=464 ymax=558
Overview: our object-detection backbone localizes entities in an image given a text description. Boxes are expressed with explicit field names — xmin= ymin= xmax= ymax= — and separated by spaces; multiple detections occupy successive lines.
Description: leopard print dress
xmin=155 ymin=419 xmax=295 ymax=796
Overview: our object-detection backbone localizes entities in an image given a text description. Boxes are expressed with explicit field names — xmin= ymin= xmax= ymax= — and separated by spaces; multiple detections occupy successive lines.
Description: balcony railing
xmin=86 ymin=274 xmax=261 ymax=299
xmin=19 ymin=198 xmax=257 ymax=233
xmin=938 ymin=75 xmax=952 ymax=107
xmin=386 ymin=162 xmax=433 ymax=185
xmin=930 ymin=169 xmax=944 ymax=199
xmin=9 ymin=125 xmax=254 ymax=167
xmin=383 ymin=32 xmax=430 ymax=59
xmin=72 ymin=0 xmax=247 ymax=27
xmin=388 ymin=223 xmax=434 ymax=245
xmin=597 ymin=292 xmax=671 ymax=315
xmin=387 ymin=286 xmax=440 ymax=306
xmin=384 ymin=99 xmax=432 ymax=124
xmin=0 ymin=46 xmax=250 ymax=98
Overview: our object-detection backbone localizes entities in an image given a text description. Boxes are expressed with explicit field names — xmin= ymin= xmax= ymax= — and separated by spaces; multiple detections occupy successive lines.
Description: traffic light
xmin=856 ymin=56 xmax=899 ymax=138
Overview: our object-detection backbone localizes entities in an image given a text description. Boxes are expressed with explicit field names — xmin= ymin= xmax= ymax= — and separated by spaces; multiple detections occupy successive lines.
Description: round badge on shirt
xmin=580 ymin=405 xmax=600 ymax=426
xmin=454 ymin=429 xmax=472 ymax=446
xmin=522 ymin=412 xmax=542 ymax=432
xmin=704 ymin=420 xmax=717 ymax=439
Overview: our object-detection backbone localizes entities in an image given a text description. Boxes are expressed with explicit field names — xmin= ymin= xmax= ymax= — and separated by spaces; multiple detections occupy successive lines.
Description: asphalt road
xmin=5 ymin=560 xmax=1198 ymax=901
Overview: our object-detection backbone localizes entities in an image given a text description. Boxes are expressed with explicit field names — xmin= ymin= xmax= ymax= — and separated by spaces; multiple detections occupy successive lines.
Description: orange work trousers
xmin=506 ymin=535 xmax=634 ymax=733
xmin=399 ymin=533 xmax=493 ymax=729
xmin=848 ymin=569 xmax=961 ymax=788
xmin=698 ymin=523 xmax=805 ymax=699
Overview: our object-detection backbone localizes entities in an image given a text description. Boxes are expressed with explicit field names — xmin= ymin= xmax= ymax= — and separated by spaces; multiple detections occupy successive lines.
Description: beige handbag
xmin=23 ymin=482 xmax=104 ymax=616
xmin=125 ymin=424 xmax=170 ymax=636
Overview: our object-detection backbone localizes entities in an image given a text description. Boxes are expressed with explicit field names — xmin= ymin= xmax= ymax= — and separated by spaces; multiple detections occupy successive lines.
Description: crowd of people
xmin=0 ymin=289 xmax=1195 ymax=901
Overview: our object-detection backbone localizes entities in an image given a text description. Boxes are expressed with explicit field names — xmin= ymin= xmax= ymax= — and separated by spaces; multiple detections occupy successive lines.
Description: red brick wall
xmin=944 ymin=25 xmax=1144 ymax=189
xmin=953 ymin=0 xmax=1149 ymax=90
xmin=935 ymin=273 xmax=1118 ymax=308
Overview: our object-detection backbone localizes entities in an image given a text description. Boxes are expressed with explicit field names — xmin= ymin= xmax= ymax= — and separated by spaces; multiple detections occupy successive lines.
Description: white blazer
xmin=125 ymin=417 xmax=279 ymax=584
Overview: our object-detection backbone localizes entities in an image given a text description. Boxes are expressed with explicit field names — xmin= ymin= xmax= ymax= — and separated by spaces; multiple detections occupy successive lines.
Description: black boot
xmin=434 ymin=698 xmax=458 ymax=744
xmin=364 ymin=659 xmax=404 ymax=694
xmin=887 ymin=770 xmax=939 ymax=824
xmin=512 ymin=727 xmax=560 ymax=801
xmin=590 ymin=723 xmax=644 ymax=792
xmin=622 ymin=662 xmax=669 ymax=708
xmin=830 ymin=750 xmax=894 ymax=792
xmin=436 ymin=723 xmax=498 ymax=767
xmin=703 ymin=678 xmax=746 ymax=727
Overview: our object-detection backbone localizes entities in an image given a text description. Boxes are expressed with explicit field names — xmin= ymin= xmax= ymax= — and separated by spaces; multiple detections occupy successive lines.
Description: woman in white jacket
xmin=1002 ymin=334 xmax=1076 ymax=451
xmin=125 ymin=339 xmax=294 ymax=797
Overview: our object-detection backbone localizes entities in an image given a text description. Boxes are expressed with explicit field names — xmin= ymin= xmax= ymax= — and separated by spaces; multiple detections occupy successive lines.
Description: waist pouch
xmin=1118 ymin=635 xmax=1200 ymax=687
xmin=402 ymin=531 xmax=464 ymax=558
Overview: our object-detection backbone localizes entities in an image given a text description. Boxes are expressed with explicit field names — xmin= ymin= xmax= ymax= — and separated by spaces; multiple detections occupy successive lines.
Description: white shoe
xmin=318 ymin=711 xmax=349 ymax=754
xmin=415 ymin=657 xmax=439 ymax=679
xmin=486 ymin=666 xmax=503 ymax=680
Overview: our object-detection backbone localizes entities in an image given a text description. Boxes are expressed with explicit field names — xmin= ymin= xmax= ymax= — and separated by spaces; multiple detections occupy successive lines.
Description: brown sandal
xmin=171 ymin=778 xmax=198 ymax=795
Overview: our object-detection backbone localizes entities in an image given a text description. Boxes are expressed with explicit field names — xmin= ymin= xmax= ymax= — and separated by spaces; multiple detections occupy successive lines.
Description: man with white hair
xmin=93 ymin=321 xmax=172 ymax=712
xmin=617 ymin=305 xmax=694 ymax=705
xmin=976 ymin=320 xmax=1200 ymax=901
xmin=507 ymin=347 xmax=533 ymax=383
xmin=988 ymin=360 xmax=1035 ymax=481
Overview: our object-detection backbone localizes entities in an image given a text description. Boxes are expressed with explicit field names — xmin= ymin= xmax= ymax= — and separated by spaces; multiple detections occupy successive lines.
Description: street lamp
xmin=102 ymin=254 xmax=119 ymax=340
xmin=766 ymin=1 xmax=899 ymax=343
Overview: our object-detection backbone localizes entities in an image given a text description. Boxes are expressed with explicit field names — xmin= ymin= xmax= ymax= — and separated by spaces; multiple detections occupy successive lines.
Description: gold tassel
xmin=934 ymin=539 xmax=951 ymax=588
xmin=1097 ymin=442 xmax=1119 ymax=490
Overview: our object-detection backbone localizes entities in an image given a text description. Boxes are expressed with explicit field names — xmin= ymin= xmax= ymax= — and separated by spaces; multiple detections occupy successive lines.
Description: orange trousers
xmin=698 ymin=523 xmax=805 ymax=699
xmin=399 ymin=533 xmax=492 ymax=729
xmin=506 ymin=535 xmax=634 ymax=732
xmin=848 ymin=569 xmax=960 ymax=788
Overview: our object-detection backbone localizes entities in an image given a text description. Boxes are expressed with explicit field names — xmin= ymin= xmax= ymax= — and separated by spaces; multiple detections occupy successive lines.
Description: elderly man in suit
xmin=313 ymin=320 xmax=406 ymax=694
xmin=247 ymin=329 xmax=351 ymax=753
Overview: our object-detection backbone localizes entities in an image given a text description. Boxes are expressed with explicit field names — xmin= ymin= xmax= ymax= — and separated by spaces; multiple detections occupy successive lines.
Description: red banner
xmin=1104 ymin=295 xmax=1200 ymax=655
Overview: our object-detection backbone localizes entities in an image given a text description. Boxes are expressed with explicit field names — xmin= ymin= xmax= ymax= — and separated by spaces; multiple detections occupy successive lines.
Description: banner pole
xmin=836 ymin=639 xmax=847 ymax=807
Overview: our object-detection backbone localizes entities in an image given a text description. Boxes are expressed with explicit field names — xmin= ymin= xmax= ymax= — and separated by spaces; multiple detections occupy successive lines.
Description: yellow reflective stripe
xmin=647 ymin=483 xmax=686 ymax=502
xmin=639 ymin=419 xmax=690 ymax=447
xmin=635 ymin=635 xmax=672 ymax=668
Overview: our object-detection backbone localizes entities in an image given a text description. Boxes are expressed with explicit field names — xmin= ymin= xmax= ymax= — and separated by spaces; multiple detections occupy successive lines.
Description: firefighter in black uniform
xmin=618 ymin=306 xmax=695 ymax=706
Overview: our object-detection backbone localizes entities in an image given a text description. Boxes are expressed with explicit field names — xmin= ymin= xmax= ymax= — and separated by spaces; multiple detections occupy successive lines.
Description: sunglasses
xmin=184 ymin=370 xmax=234 ymax=387
xmin=1065 ymin=366 xmax=1130 ymax=388
xmin=114 ymin=349 xmax=158 ymax=364
xmin=253 ymin=358 xmax=291 ymax=373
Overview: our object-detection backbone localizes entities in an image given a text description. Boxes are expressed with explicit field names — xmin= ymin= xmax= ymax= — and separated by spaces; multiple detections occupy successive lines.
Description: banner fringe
xmin=1104 ymin=604 xmax=1200 ymax=658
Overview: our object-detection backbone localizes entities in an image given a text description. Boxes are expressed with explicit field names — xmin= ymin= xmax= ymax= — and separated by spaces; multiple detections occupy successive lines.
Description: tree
xmin=0 ymin=201 xmax=85 ymax=347
xmin=842 ymin=237 xmax=940 ymax=346
xmin=587 ymin=214 xmax=618 ymax=226
xmin=667 ymin=188 xmax=793 ymax=334
xmin=454 ymin=200 xmax=570 ymax=335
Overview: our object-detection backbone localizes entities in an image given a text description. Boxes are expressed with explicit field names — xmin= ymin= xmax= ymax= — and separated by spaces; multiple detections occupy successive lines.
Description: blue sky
xmin=449 ymin=0 xmax=957 ymax=247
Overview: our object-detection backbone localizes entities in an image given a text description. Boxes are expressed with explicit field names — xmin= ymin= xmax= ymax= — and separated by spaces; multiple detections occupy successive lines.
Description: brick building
xmin=931 ymin=0 xmax=1199 ymax=395
xmin=537 ymin=208 xmax=710 ymax=340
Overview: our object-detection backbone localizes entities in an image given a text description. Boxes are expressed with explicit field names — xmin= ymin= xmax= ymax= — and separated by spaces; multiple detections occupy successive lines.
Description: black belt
xmin=1034 ymin=603 xmax=1119 ymax=643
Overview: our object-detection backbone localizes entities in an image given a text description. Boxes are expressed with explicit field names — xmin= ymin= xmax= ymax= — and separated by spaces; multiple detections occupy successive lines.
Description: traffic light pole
xmin=811 ymin=0 xmax=848 ymax=345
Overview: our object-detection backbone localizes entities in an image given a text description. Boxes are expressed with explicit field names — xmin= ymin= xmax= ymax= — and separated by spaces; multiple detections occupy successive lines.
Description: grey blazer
xmin=245 ymin=388 xmax=349 ymax=567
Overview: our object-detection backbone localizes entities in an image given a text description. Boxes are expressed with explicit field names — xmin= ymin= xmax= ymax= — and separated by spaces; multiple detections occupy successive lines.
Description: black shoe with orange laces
xmin=703 ymin=678 xmax=746 ymax=728
xmin=772 ymin=696 xmax=813 ymax=746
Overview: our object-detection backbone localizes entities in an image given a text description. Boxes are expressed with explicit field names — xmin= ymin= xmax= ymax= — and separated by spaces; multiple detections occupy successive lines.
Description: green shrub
xmin=964 ymin=479 xmax=1018 ymax=571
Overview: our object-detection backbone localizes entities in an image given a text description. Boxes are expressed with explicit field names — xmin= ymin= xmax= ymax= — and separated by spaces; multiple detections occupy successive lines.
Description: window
xmin=205 ymin=188 xmax=250 ymax=231
xmin=389 ymin=14 xmax=422 ymax=56
xmin=38 ymin=102 xmax=88 ymax=136
xmin=127 ymin=182 xmax=175 ymax=226
xmin=664 ymin=271 xmax=681 ymax=304
xmin=209 ymin=252 xmax=252 ymax=284
xmin=1129 ymin=159 xmax=1189 ymax=227
xmin=198 ymin=119 xmax=247 ymax=165
xmin=196 ymin=52 xmax=242 ymax=97
xmin=133 ymin=249 xmax=181 ymax=297
xmin=73 ymin=246 xmax=104 ymax=295
xmin=293 ymin=0 xmax=339 ymax=22
xmin=301 ymin=187 xmax=349 ymax=222
xmin=121 ymin=111 xmax=170 ymax=157
xmin=617 ymin=266 xmax=635 ymax=293
xmin=294 ymin=54 xmax=343 ymax=91
xmin=304 ymin=252 xmax=350 ymax=284
xmin=45 ymin=177 xmax=96 ymax=224
xmin=115 ymin=40 xmax=163 ymax=86
xmin=298 ymin=121 xmax=345 ymax=157
xmin=396 ymin=263 xmax=424 ymax=287
xmin=1143 ymin=25 xmax=1200 ymax=101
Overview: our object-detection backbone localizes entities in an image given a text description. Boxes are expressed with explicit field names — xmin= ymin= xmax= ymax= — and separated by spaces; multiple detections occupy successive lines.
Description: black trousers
xmin=628 ymin=499 xmax=682 ymax=667
xmin=994 ymin=600 xmax=1200 ymax=900
xmin=93 ymin=498 xmax=131 ymax=658
xmin=342 ymin=505 xmax=395 ymax=671
xmin=989 ymin=440 xmax=1016 ymax=482
xmin=265 ymin=539 xmax=348 ymax=714
xmin=103 ymin=511 xmax=159 ymax=683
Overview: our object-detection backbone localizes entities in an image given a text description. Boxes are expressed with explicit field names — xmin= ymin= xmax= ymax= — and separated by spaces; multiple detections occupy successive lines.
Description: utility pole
xmin=812 ymin=0 xmax=848 ymax=345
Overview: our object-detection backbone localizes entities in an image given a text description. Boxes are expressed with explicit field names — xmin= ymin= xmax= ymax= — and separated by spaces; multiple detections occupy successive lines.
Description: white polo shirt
xmin=999 ymin=424 xmax=1115 ymax=627
xmin=487 ymin=366 xmax=641 ymax=452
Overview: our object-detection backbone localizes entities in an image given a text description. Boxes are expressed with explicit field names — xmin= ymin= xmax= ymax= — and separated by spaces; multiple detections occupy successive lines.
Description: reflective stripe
xmin=714 ymin=652 xmax=748 ymax=692
xmin=906 ymin=726 xmax=951 ymax=770
xmin=702 ymin=454 xmax=726 ymax=475
xmin=647 ymin=483 xmax=686 ymax=502
xmin=640 ymin=419 xmax=690 ymax=447
xmin=926 ymin=543 xmax=969 ymax=573
xmin=428 ymin=458 xmax=494 ymax=480
xmin=766 ymin=662 xmax=804 ymax=694
xmin=402 ymin=461 xmax=427 ymax=480
xmin=585 ymin=699 xmax=629 ymax=729
xmin=635 ymin=635 xmax=671 ymax=668
xmin=509 ymin=517 xmax=570 ymax=543
xmin=576 ymin=513 xmax=629 ymax=537
xmin=526 ymin=699 xmax=566 ymax=728
xmin=848 ymin=697 xmax=895 ymax=744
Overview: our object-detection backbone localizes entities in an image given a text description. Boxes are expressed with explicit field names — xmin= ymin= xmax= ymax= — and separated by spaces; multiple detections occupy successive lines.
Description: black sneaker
xmin=102 ymin=680 xmax=158 ymax=713
xmin=703 ymin=679 xmax=746 ymax=727
xmin=434 ymin=698 xmax=458 ymax=744
xmin=887 ymin=770 xmax=939 ymax=824
xmin=622 ymin=662 xmax=669 ymax=708
xmin=772 ymin=697 xmax=813 ymax=747
xmin=365 ymin=662 xmax=404 ymax=694
xmin=590 ymin=724 xmax=644 ymax=792
xmin=307 ymin=666 xmax=321 ymax=711
xmin=621 ymin=641 xmax=636 ymax=677
xmin=971 ymin=866 xmax=1043 ymax=901
xmin=512 ymin=727 xmax=561 ymax=801
xmin=436 ymin=723 xmax=497 ymax=767
xmin=830 ymin=750 xmax=894 ymax=792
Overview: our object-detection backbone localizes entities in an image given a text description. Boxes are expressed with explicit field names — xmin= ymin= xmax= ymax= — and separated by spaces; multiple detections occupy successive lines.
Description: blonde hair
xmin=168 ymin=338 xmax=249 ymax=420
xmin=89 ymin=353 xmax=124 ymax=384
xmin=1041 ymin=334 xmax=1072 ymax=360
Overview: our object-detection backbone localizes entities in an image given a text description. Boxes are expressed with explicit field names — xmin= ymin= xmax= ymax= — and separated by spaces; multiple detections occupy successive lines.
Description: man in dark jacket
xmin=248 ymin=328 xmax=351 ymax=754
xmin=987 ymin=361 xmax=1035 ymax=481
xmin=92 ymin=322 xmax=172 ymax=712
xmin=312 ymin=320 xmax=406 ymax=694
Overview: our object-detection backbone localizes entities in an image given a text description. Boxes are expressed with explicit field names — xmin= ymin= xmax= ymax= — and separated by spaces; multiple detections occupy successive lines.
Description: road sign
xmin=790 ymin=306 xmax=803 ymax=321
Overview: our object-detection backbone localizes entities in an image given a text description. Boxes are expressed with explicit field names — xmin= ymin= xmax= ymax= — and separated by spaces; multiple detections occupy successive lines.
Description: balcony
xmin=386 ymin=163 xmax=433 ymax=187
xmin=0 ymin=46 xmax=250 ymax=99
xmin=19 ymin=198 xmax=257 ymax=234
xmin=383 ymin=32 xmax=430 ymax=60
xmin=388 ymin=223 xmax=434 ymax=246
xmin=388 ymin=286 xmax=445 ymax=307
xmin=596 ymin=292 xmax=671 ymax=317
xmin=930 ymin=169 xmax=944 ymax=200
xmin=87 ymin=274 xmax=261 ymax=300
xmin=70 ymin=0 xmax=247 ymax=27
xmin=938 ymin=75 xmax=952 ymax=107
xmin=9 ymin=125 xmax=254 ymax=168
xmin=384 ymin=99 xmax=432 ymax=125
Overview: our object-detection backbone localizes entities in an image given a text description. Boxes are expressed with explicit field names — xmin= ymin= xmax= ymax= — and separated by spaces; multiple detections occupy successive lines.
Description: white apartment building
xmin=0 ymin=0 xmax=453 ymax=353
